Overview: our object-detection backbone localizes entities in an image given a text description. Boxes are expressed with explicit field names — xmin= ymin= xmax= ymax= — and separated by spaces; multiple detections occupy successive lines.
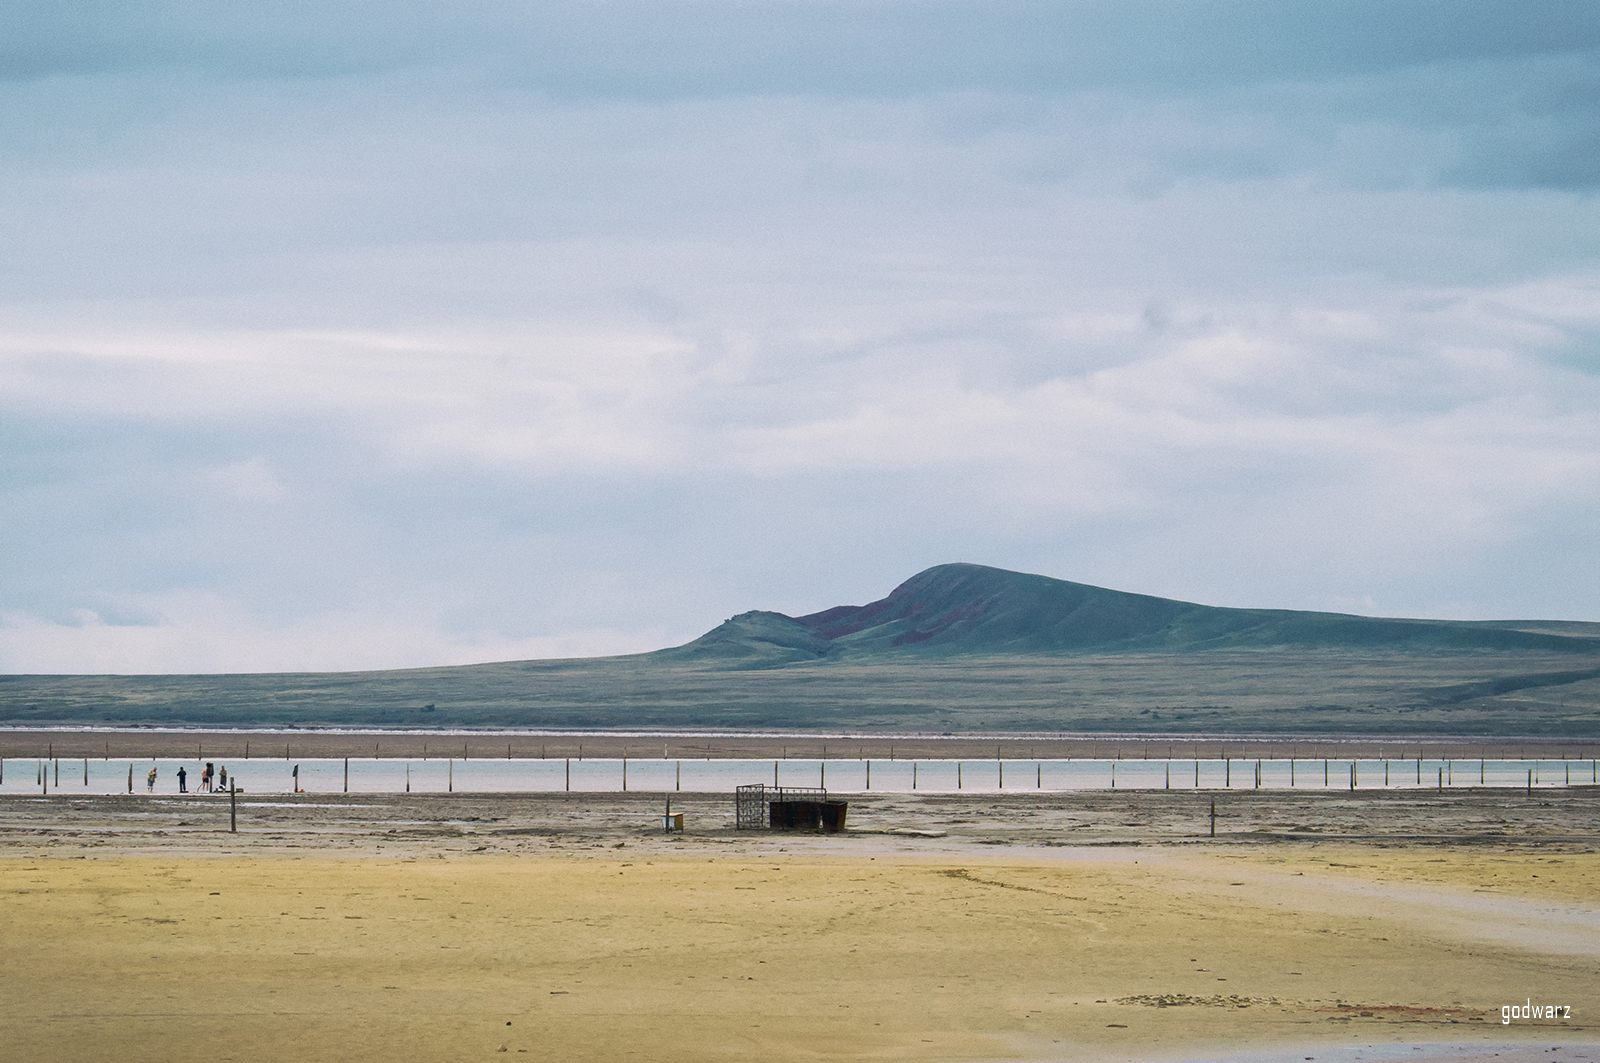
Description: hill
xmin=3 ymin=563 xmax=1598 ymax=735
xmin=659 ymin=563 xmax=1600 ymax=663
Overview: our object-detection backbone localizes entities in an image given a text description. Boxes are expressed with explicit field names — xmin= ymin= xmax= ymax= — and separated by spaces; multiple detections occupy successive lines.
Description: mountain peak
xmin=661 ymin=564 xmax=1600 ymax=664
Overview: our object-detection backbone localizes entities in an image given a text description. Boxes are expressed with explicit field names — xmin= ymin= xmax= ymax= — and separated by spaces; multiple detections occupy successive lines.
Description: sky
xmin=3 ymin=0 xmax=1599 ymax=674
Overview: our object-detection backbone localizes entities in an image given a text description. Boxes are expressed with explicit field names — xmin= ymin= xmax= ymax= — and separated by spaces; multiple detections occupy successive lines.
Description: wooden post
xmin=344 ymin=757 xmax=349 ymax=793
xmin=448 ymin=759 xmax=453 ymax=792
xmin=127 ymin=764 xmax=132 ymax=792
xmin=623 ymin=757 xmax=628 ymax=792
xmin=406 ymin=764 xmax=410 ymax=792
xmin=1209 ymin=798 xmax=1216 ymax=838
xmin=230 ymin=784 xmax=237 ymax=833
xmin=84 ymin=758 xmax=89 ymax=785
xmin=245 ymin=741 xmax=249 ymax=759
xmin=867 ymin=760 xmax=871 ymax=790
xmin=913 ymin=761 xmax=918 ymax=789
xmin=565 ymin=758 xmax=570 ymax=792
xmin=676 ymin=761 xmax=680 ymax=792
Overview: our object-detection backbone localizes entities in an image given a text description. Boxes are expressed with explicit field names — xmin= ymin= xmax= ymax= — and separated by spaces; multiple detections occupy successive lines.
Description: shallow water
xmin=3 ymin=755 xmax=1594 ymax=796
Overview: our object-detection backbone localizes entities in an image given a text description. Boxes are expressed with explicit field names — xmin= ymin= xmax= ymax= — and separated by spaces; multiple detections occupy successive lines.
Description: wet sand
xmin=1 ymin=789 xmax=1596 ymax=1063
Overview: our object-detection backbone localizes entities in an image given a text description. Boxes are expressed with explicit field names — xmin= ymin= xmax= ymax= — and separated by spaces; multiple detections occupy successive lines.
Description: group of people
xmin=144 ymin=761 xmax=230 ymax=794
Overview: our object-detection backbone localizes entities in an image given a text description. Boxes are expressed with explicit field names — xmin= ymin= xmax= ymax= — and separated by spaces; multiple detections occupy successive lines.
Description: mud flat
xmin=1 ymin=789 xmax=1596 ymax=1063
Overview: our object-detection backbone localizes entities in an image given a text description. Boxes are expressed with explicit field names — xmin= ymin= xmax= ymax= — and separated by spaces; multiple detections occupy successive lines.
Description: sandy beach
xmin=2 ymin=788 xmax=1596 ymax=1063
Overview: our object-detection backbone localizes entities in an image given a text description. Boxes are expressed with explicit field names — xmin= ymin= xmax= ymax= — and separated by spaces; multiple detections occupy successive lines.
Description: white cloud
xmin=3 ymin=15 xmax=1600 ymax=672
xmin=0 ymin=594 xmax=667 ymax=674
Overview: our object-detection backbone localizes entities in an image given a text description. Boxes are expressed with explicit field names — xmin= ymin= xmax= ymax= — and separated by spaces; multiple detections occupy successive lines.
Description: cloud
xmin=6 ymin=1 xmax=1598 ymax=97
xmin=0 ymin=592 xmax=666 ymax=674
xmin=2 ymin=2 xmax=1599 ymax=672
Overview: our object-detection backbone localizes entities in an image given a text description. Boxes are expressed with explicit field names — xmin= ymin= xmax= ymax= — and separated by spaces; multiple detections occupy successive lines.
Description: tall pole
xmin=230 ymin=784 xmax=237 ymax=833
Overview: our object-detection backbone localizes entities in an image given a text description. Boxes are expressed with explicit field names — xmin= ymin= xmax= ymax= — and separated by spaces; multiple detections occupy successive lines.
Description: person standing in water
xmin=176 ymin=766 xmax=187 ymax=793
xmin=146 ymin=766 xmax=157 ymax=792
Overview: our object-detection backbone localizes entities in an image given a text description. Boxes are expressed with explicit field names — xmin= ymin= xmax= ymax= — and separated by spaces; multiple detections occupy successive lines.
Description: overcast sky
xmin=3 ymin=0 xmax=1599 ymax=673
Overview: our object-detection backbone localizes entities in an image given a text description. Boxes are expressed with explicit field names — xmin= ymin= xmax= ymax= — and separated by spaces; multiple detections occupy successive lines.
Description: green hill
xmin=662 ymin=563 xmax=1600 ymax=660
xmin=3 ymin=563 xmax=1598 ymax=735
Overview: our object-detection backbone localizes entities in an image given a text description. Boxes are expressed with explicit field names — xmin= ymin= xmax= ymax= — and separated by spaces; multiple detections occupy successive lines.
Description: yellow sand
xmin=1 ymin=848 xmax=1594 ymax=1062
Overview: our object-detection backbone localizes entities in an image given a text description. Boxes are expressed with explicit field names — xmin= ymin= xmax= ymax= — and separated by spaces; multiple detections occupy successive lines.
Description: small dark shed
xmin=735 ymin=784 xmax=848 ymax=832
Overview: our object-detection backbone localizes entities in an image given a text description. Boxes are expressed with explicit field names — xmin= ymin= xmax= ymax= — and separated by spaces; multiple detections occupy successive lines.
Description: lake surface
xmin=4 ymin=755 xmax=1595 ymax=796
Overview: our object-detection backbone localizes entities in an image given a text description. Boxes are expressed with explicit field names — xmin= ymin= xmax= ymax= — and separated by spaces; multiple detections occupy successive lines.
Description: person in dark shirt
xmin=177 ymin=766 xmax=187 ymax=793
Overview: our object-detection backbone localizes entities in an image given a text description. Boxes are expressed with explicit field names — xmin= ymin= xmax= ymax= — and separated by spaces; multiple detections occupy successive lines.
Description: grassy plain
xmin=4 ymin=648 xmax=1600 ymax=735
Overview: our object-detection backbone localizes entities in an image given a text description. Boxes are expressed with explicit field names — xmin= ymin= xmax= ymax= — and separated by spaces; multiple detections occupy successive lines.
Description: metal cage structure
xmin=734 ymin=784 xmax=835 ymax=831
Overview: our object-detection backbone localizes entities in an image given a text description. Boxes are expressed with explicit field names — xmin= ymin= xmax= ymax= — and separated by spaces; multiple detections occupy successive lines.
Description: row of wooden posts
xmin=23 ymin=738 xmax=1600 ymax=764
xmin=8 ymin=755 xmax=1591 ymax=798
